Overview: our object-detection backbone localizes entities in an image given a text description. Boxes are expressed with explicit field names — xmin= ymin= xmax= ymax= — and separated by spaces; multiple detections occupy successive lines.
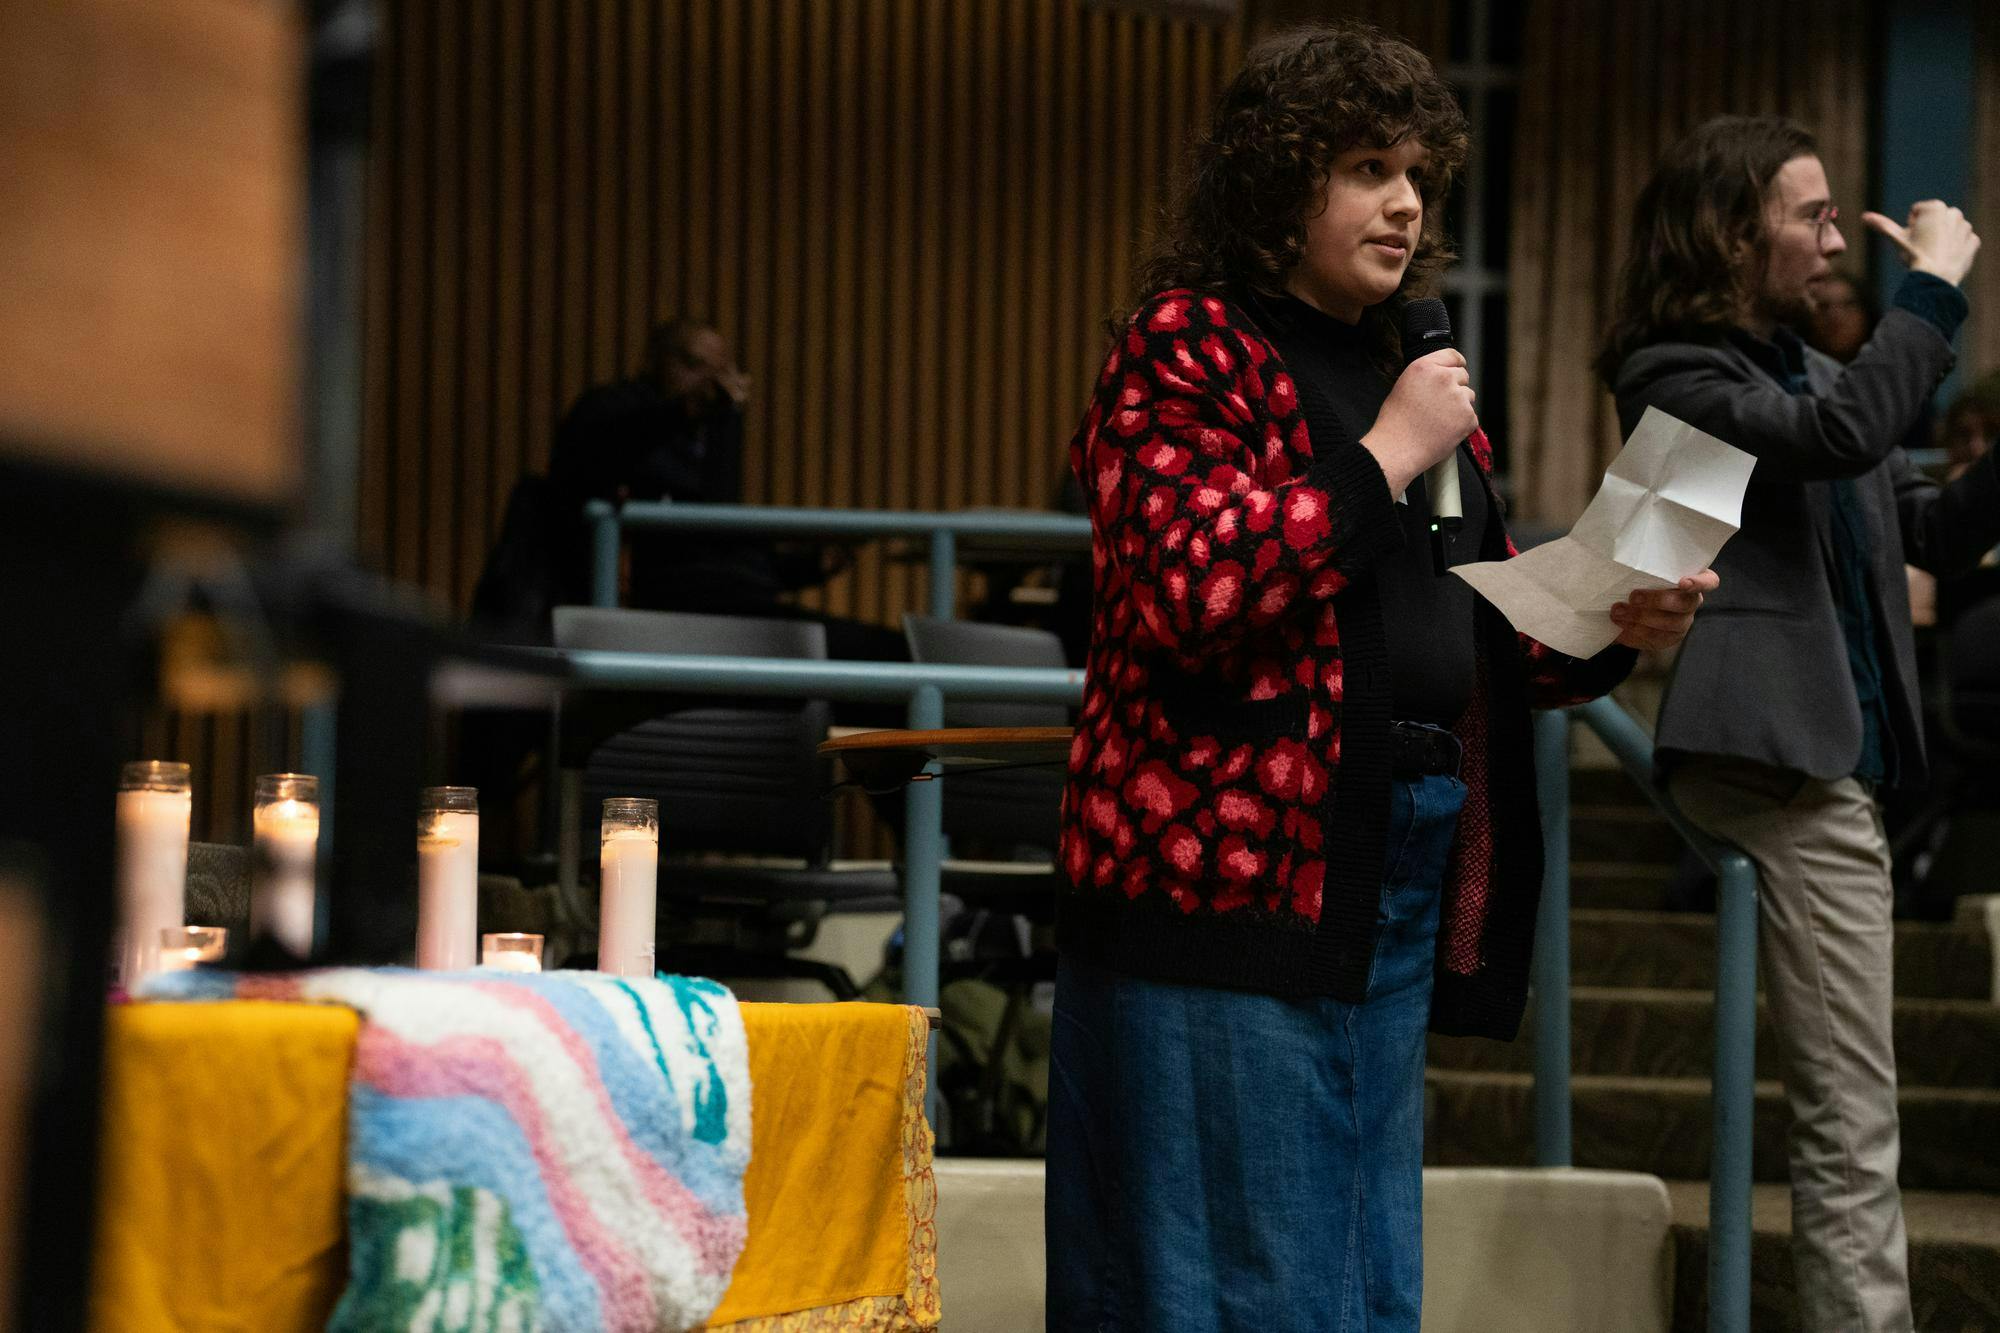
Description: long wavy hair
xmin=1127 ymin=20 xmax=1468 ymax=376
xmin=1596 ymin=115 xmax=1818 ymax=380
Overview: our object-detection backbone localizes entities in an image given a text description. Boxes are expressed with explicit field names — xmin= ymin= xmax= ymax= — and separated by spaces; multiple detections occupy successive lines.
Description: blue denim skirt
xmin=1046 ymin=770 xmax=1469 ymax=1333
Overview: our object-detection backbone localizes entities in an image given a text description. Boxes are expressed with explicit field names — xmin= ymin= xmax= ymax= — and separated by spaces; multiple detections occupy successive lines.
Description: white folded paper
xmin=1450 ymin=406 xmax=1755 ymax=658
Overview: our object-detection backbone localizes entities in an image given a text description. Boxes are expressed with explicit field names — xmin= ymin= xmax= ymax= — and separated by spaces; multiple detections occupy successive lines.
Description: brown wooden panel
xmin=764 ymin=0 xmax=804 ymax=508
xmin=425 ymin=0 xmax=464 ymax=596
xmin=0 ymin=0 xmax=301 ymax=504
xmin=823 ymin=0 xmax=866 ymax=619
xmin=360 ymin=0 xmax=1246 ymax=620
xmin=492 ymin=0 xmax=529 ymax=510
xmin=556 ymin=0 xmax=592 ymax=415
xmin=591 ymin=0 xmax=624 ymax=382
xmin=1509 ymin=0 xmax=1875 ymax=525
xmin=457 ymin=0 xmax=497 ymax=607
xmin=390 ymin=0 xmax=432 ymax=586
xmin=359 ymin=0 xmax=398 ymax=567
xmin=651 ymin=0 xmax=686 ymax=329
xmin=878 ymin=0 xmax=924 ymax=627
xmin=523 ymin=0 xmax=560 ymax=478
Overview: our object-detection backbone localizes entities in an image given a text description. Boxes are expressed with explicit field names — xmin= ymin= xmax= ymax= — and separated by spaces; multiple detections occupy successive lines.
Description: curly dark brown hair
xmin=1596 ymin=115 xmax=1818 ymax=381
xmin=1126 ymin=20 xmax=1469 ymax=375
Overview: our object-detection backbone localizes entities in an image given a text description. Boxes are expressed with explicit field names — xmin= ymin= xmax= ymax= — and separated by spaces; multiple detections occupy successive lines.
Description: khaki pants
xmin=1668 ymin=755 xmax=1911 ymax=1333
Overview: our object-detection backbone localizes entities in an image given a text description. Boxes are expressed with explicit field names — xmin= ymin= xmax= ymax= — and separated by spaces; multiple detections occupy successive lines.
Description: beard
xmin=1757 ymin=282 xmax=1818 ymax=333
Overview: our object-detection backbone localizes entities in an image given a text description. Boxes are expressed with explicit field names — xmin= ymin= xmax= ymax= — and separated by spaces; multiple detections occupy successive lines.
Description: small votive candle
xmin=416 ymin=787 xmax=479 ymax=969
xmin=114 ymin=761 xmax=193 ymax=986
xmin=598 ymin=798 xmax=658 ymax=979
xmin=481 ymin=932 xmax=543 ymax=973
xmin=251 ymin=774 xmax=320 ymax=957
xmin=157 ymin=925 xmax=228 ymax=972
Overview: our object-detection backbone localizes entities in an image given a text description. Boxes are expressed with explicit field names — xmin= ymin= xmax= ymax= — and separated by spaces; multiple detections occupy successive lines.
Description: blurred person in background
xmin=1940 ymin=368 xmax=2000 ymax=480
xmin=472 ymin=318 xmax=765 ymax=640
xmin=543 ymin=319 xmax=824 ymax=628
xmin=1602 ymin=114 xmax=1995 ymax=1332
xmin=1804 ymin=269 xmax=1879 ymax=363
xmin=475 ymin=319 xmax=902 ymax=665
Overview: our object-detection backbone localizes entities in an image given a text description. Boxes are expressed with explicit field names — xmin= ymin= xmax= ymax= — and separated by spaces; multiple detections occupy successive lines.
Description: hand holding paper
xmin=1451 ymin=407 xmax=1754 ymax=657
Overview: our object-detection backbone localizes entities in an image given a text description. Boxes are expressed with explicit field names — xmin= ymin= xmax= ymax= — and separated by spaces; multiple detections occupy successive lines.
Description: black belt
xmin=1389 ymin=721 xmax=1462 ymax=779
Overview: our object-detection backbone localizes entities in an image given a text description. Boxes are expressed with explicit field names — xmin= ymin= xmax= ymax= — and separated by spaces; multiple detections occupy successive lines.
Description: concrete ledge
xmin=1424 ymin=1167 xmax=1673 ymax=1333
xmin=936 ymin=1158 xmax=1046 ymax=1330
xmin=936 ymin=1160 xmax=1674 ymax=1332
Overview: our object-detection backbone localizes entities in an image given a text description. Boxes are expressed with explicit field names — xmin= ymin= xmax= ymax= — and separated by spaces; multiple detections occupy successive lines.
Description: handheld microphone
xmin=1400 ymin=297 xmax=1464 ymax=576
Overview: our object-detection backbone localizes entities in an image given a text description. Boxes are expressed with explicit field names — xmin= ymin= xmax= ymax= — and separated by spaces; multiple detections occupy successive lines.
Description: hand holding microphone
xmin=1360 ymin=351 xmax=1475 ymax=495
xmin=1361 ymin=298 xmax=1476 ymax=577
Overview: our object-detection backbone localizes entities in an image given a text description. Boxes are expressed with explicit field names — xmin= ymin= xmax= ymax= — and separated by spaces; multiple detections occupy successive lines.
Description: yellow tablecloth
xmin=90 ymin=998 xmax=939 ymax=1331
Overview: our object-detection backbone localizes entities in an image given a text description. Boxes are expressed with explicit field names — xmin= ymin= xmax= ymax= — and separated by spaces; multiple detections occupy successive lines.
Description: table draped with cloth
xmin=89 ymin=996 xmax=940 ymax=1331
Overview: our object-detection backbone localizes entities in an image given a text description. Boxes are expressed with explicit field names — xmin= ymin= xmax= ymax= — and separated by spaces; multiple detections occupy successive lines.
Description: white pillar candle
xmin=483 ymin=949 xmax=541 ymax=973
xmin=597 ymin=798 xmax=659 ymax=978
xmin=113 ymin=762 xmax=192 ymax=987
xmin=415 ymin=788 xmax=480 ymax=969
xmin=252 ymin=775 xmax=320 ymax=957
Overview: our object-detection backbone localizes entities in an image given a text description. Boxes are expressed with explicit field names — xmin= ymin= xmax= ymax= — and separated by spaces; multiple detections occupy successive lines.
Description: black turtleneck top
xmin=1260 ymin=294 xmax=1488 ymax=727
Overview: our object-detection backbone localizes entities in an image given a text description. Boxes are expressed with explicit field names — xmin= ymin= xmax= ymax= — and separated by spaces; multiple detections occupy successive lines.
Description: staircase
xmin=1427 ymin=764 xmax=2000 ymax=1331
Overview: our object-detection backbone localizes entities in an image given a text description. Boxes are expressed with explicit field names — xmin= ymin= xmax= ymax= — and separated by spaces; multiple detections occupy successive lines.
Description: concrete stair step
xmin=1424 ymin=1070 xmax=2000 ymax=1192
xmin=1662 ymin=1180 xmax=2000 ymax=1332
xmin=1570 ymin=908 xmax=1993 ymax=999
xmin=1428 ymin=987 xmax=2000 ymax=1087
xmin=1569 ymin=861 xmax=1679 ymax=911
xmin=1570 ymin=804 xmax=1685 ymax=866
xmin=1569 ymin=765 xmax=1652 ymax=806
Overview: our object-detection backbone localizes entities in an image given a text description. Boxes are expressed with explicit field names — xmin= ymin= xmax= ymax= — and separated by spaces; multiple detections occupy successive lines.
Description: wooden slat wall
xmin=145 ymin=2 xmax=1437 ymax=845
xmin=1243 ymin=0 xmax=1446 ymax=53
xmin=1507 ymin=0 xmax=1876 ymax=527
xmin=134 ymin=709 xmax=303 ymax=847
xmin=358 ymin=0 xmax=1250 ymax=627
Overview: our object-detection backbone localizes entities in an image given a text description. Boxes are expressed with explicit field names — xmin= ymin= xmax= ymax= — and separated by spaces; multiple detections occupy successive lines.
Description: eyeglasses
xmin=1801 ymin=203 xmax=1840 ymax=241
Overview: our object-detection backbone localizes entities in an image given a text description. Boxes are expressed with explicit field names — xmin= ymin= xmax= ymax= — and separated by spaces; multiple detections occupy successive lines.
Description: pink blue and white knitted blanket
xmin=143 ymin=967 xmax=751 ymax=1331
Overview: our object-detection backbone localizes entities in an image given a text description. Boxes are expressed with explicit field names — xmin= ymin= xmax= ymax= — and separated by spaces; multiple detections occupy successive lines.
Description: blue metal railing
xmin=548 ymin=648 xmax=1085 ymax=1120
xmin=583 ymin=499 xmax=1092 ymax=619
xmin=1534 ymin=696 xmax=1758 ymax=1333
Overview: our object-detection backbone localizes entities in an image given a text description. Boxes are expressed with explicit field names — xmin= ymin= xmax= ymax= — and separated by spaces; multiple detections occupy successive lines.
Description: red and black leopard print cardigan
xmin=1057 ymin=288 xmax=1633 ymax=1039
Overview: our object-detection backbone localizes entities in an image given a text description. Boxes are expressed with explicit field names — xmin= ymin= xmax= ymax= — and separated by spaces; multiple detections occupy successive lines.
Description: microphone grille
xmin=1400 ymin=297 xmax=1454 ymax=366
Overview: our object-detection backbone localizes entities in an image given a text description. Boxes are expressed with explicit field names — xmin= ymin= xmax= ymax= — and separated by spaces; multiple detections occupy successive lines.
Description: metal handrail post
xmin=1570 ymin=696 xmax=1758 ymax=1333
xmin=902 ymin=682 xmax=946 ymax=1125
xmin=1709 ymin=851 xmax=1759 ymax=1333
xmin=546 ymin=649 xmax=1076 ymax=1129
xmin=1531 ymin=708 xmax=1573 ymax=1166
xmin=927 ymin=528 xmax=958 ymax=621
xmin=587 ymin=500 xmax=621 ymax=608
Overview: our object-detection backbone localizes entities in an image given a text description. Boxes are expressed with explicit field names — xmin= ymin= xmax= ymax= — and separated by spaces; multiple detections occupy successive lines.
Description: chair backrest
xmin=185 ymin=842 xmax=250 ymax=933
xmin=552 ymin=607 xmax=833 ymax=864
xmin=902 ymin=616 xmax=1069 ymax=728
xmin=902 ymin=615 xmax=1067 ymax=857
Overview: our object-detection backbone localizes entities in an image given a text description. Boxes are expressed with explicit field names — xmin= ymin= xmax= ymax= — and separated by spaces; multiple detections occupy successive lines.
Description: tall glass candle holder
xmin=415 ymin=786 xmax=479 ymax=969
xmin=598 ymin=797 xmax=658 ymax=978
xmin=251 ymin=773 xmax=320 ymax=957
xmin=114 ymin=761 xmax=192 ymax=986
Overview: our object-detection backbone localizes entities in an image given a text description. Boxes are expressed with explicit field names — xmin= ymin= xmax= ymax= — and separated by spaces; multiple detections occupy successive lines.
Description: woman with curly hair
xmin=1047 ymin=22 xmax=1715 ymax=1328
